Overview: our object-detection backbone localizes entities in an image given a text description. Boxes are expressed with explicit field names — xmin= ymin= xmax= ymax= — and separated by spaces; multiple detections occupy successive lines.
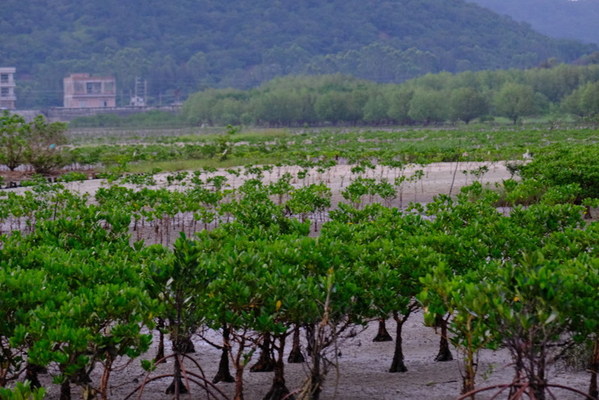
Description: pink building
xmin=63 ymin=73 xmax=116 ymax=108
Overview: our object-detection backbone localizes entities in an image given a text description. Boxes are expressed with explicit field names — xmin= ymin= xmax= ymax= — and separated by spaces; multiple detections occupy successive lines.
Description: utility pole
xmin=131 ymin=76 xmax=147 ymax=106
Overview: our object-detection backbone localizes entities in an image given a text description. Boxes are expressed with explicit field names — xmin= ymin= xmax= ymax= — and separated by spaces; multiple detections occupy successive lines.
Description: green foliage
xmin=0 ymin=112 xmax=29 ymax=171
xmin=520 ymin=145 xmax=599 ymax=200
xmin=1 ymin=138 xmax=598 ymax=398
xmin=57 ymin=172 xmax=88 ymax=183
xmin=0 ymin=381 xmax=46 ymax=400
xmin=24 ymin=116 xmax=68 ymax=175
xmin=177 ymin=63 xmax=599 ymax=127
xmin=0 ymin=113 xmax=68 ymax=174
xmin=494 ymin=82 xmax=538 ymax=123
xmin=407 ymin=89 xmax=448 ymax=124
xmin=561 ymin=82 xmax=599 ymax=118
xmin=449 ymin=87 xmax=489 ymax=124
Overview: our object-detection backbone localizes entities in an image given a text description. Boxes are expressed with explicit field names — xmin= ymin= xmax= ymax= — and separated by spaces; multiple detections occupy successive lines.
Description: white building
xmin=0 ymin=67 xmax=16 ymax=110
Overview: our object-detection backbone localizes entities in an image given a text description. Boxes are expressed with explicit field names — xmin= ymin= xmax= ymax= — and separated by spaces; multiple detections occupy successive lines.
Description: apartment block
xmin=63 ymin=73 xmax=116 ymax=108
xmin=0 ymin=67 xmax=17 ymax=109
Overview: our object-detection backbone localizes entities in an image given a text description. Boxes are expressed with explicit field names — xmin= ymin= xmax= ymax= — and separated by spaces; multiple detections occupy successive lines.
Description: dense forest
xmin=1 ymin=0 xmax=596 ymax=108
xmin=469 ymin=0 xmax=599 ymax=44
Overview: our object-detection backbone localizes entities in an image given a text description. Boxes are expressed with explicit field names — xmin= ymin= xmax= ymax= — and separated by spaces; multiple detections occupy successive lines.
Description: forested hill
xmin=469 ymin=0 xmax=599 ymax=45
xmin=1 ymin=0 xmax=596 ymax=107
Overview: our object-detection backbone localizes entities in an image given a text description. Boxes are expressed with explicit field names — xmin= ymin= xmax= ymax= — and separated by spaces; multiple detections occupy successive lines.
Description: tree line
xmin=180 ymin=64 xmax=599 ymax=127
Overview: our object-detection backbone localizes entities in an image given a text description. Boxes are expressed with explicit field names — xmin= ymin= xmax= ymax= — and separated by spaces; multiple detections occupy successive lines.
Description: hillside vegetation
xmin=1 ymin=0 xmax=595 ymax=107
xmin=469 ymin=0 xmax=599 ymax=44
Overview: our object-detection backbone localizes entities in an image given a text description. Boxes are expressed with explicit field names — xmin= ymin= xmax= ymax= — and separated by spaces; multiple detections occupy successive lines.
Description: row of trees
xmin=180 ymin=65 xmax=599 ymax=126
xmin=1 ymin=145 xmax=598 ymax=399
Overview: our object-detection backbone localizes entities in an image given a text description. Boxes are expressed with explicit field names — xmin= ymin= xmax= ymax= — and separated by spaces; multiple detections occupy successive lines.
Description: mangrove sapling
xmin=26 ymin=264 xmax=155 ymax=400
xmin=159 ymin=234 xmax=213 ymax=394
xmin=328 ymin=207 xmax=432 ymax=371
xmin=295 ymin=236 xmax=365 ymax=400
xmin=268 ymin=173 xmax=294 ymax=206
xmin=475 ymin=254 xmax=597 ymax=400
xmin=7 ymin=208 xmax=155 ymax=399
xmin=286 ymin=184 xmax=331 ymax=231
xmin=422 ymin=192 xmax=512 ymax=363
xmin=201 ymin=229 xmax=283 ymax=400
xmin=420 ymin=265 xmax=498 ymax=397
xmin=358 ymin=242 xmax=431 ymax=372
xmin=260 ymin=236 xmax=339 ymax=400
xmin=341 ymin=178 xmax=375 ymax=209
xmin=408 ymin=169 xmax=424 ymax=203
xmin=295 ymin=268 xmax=354 ymax=400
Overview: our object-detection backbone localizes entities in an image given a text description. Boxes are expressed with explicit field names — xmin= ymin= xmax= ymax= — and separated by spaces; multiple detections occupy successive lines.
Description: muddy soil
xmin=37 ymin=313 xmax=591 ymax=400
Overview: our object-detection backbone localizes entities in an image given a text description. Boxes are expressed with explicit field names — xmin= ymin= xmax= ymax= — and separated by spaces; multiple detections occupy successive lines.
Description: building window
xmin=0 ymin=87 xmax=9 ymax=97
xmin=86 ymin=82 xmax=102 ymax=94
xmin=0 ymin=74 xmax=9 ymax=83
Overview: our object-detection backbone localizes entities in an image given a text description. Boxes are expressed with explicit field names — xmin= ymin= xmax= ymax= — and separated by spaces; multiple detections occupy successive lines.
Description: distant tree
xmin=362 ymin=92 xmax=389 ymax=124
xmin=212 ymin=97 xmax=246 ymax=125
xmin=580 ymin=81 xmax=599 ymax=117
xmin=449 ymin=87 xmax=489 ymax=124
xmin=250 ymin=90 xmax=305 ymax=126
xmin=408 ymin=89 xmax=448 ymax=124
xmin=314 ymin=91 xmax=366 ymax=124
xmin=0 ymin=112 xmax=28 ymax=171
xmin=25 ymin=115 xmax=68 ymax=174
xmin=386 ymin=87 xmax=414 ymax=124
xmin=0 ymin=113 xmax=68 ymax=174
xmin=183 ymin=90 xmax=220 ymax=125
xmin=561 ymin=87 xmax=585 ymax=117
xmin=183 ymin=89 xmax=247 ymax=126
xmin=494 ymin=82 xmax=537 ymax=124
